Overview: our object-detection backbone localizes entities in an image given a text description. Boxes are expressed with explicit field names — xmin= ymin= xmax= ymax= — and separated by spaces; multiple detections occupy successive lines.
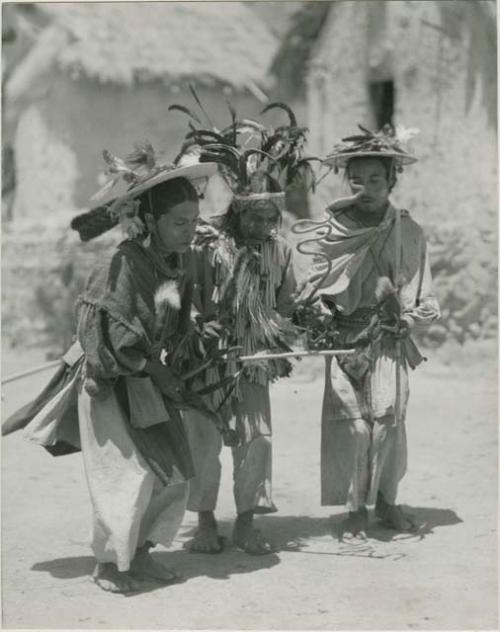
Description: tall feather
xmin=261 ymin=102 xmax=298 ymax=127
xmin=225 ymin=98 xmax=237 ymax=147
xmin=168 ymin=104 xmax=203 ymax=126
xmin=189 ymin=82 xmax=215 ymax=129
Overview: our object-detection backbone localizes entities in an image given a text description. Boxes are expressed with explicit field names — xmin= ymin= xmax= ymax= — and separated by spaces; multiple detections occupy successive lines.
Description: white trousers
xmin=78 ymin=387 xmax=188 ymax=571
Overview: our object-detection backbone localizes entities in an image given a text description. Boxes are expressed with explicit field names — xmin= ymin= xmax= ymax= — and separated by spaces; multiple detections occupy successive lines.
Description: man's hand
xmin=380 ymin=316 xmax=412 ymax=339
xmin=144 ymin=360 xmax=184 ymax=402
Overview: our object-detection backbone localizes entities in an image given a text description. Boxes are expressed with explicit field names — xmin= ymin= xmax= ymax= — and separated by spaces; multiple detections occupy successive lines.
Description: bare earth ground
xmin=1 ymin=343 xmax=498 ymax=630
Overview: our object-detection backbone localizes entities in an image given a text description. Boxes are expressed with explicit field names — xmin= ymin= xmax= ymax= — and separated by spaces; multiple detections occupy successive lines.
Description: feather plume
xmin=375 ymin=276 xmax=401 ymax=319
xmin=155 ymin=280 xmax=181 ymax=313
xmin=125 ymin=142 xmax=156 ymax=172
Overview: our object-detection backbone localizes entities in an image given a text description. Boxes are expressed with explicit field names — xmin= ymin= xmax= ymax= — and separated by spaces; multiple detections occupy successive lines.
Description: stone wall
xmin=2 ymin=216 xmax=121 ymax=349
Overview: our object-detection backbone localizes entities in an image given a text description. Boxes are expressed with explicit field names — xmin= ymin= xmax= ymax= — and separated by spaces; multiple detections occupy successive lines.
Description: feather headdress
xmin=169 ymin=87 xmax=320 ymax=208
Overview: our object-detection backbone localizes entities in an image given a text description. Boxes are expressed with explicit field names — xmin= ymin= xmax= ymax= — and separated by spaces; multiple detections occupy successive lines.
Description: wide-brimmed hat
xmin=93 ymin=159 xmax=217 ymax=207
xmin=324 ymin=124 xmax=418 ymax=171
xmin=71 ymin=143 xmax=216 ymax=241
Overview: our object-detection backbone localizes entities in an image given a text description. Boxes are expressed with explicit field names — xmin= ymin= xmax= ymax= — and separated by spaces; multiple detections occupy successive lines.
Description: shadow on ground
xmin=32 ymin=555 xmax=95 ymax=579
xmin=223 ymin=506 xmax=463 ymax=551
xmin=29 ymin=506 xmax=462 ymax=592
xmin=31 ymin=546 xmax=281 ymax=594
xmin=331 ymin=506 xmax=463 ymax=543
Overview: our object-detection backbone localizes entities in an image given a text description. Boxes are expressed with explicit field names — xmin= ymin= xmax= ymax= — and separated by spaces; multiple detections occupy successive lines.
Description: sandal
xmin=233 ymin=527 xmax=275 ymax=555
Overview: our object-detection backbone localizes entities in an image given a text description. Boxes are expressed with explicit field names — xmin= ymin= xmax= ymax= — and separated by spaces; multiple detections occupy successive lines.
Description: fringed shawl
xmin=77 ymin=240 xmax=192 ymax=378
xmin=195 ymin=231 xmax=297 ymax=389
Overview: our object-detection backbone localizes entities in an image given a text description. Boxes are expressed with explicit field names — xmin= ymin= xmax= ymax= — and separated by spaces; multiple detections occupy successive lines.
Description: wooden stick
xmin=394 ymin=207 xmax=402 ymax=427
xmin=1 ymin=348 xmax=355 ymax=385
xmin=238 ymin=349 xmax=355 ymax=362
xmin=1 ymin=360 xmax=61 ymax=385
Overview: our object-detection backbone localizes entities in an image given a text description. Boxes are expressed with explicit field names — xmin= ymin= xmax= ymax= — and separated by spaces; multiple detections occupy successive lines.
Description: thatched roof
xmin=270 ymin=1 xmax=334 ymax=100
xmin=271 ymin=0 xmax=497 ymax=116
xmin=38 ymin=2 xmax=278 ymax=90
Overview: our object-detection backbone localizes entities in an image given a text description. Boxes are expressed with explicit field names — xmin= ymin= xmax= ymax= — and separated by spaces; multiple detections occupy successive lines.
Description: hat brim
xmin=323 ymin=151 xmax=417 ymax=168
xmin=126 ymin=162 xmax=217 ymax=198
xmin=94 ymin=162 xmax=218 ymax=209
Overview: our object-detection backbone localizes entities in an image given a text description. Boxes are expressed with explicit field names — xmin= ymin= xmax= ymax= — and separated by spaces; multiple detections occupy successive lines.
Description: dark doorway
xmin=369 ymin=80 xmax=395 ymax=130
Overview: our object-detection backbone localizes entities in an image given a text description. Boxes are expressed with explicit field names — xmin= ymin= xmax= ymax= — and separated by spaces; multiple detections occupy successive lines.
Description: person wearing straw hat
xmin=298 ymin=125 xmax=440 ymax=540
xmin=3 ymin=143 xmax=218 ymax=592
xmin=170 ymin=99 xmax=315 ymax=555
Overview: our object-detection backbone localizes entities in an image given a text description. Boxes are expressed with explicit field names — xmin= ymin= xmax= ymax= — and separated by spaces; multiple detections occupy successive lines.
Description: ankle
xmin=235 ymin=510 xmax=254 ymax=530
xmin=376 ymin=492 xmax=392 ymax=510
xmin=135 ymin=540 xmax=154 ymax=557
xmin=198 ymin=510 xmax=217 ymax=529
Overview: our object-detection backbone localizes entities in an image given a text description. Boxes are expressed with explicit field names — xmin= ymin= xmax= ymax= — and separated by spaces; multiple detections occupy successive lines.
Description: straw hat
xmin=71 ymin=143 xmax=216 ymax=241
xmin=324 ymin=124 xmax=418 ymax=172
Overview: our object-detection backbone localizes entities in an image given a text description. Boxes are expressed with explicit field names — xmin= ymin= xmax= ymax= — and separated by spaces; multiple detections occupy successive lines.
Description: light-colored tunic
xmin=309 ymin=203 xmax=439 ymax=509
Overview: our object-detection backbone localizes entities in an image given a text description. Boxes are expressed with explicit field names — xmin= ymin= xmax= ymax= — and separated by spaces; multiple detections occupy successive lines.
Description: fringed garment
xmin=194 ymin=229 xmax=298 ymax=395
xmin=185 ymin=228 xmax=297 ymax=514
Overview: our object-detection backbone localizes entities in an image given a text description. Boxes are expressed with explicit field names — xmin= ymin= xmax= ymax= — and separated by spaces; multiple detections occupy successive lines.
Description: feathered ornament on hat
xmin=70 ymin=141 xmax=216 ymax=241
xmin=169 ymin=86 xmax=321 ymax=211
xmin=324 ymin=123 xmax=419 ymax=173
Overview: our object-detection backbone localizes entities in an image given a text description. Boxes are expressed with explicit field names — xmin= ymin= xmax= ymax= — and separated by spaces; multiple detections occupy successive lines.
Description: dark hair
xmin=345 ymin=156 xmax=397 ymax=192
xmin=70 ymin=176 xmax=199 ymax=242
xmin=138 ymin=176 xmax=198 ymax=222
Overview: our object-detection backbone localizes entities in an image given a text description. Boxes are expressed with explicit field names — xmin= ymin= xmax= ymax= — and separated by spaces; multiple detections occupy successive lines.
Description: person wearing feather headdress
xmin=170 ymin=98 xmax=312 ymax=555
xmin=297 ymin=125 xmax=440 ymax=540
xmin=2 ymin=144 xmax=219 ymax=592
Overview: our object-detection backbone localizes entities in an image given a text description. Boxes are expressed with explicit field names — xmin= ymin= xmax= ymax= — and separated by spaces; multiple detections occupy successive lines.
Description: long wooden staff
xmin=1 ymin=360 xmax=61 ymax=385
xmin=1 ymin=348 xmax=355 ymax=385
xmin=394 ymin=207 xmax=403 ymax=427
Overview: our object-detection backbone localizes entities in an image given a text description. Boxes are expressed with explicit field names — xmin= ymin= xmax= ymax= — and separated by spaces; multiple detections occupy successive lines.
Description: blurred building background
xmin=1 ymin=1 xmax=498 ymax=352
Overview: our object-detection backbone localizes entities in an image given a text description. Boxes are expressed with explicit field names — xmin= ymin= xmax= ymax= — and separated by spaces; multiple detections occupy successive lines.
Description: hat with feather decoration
xmin=70 ymin=141 xmax=216 ymax=242
xmin=324 ymin=124 xmax=419 ymax=173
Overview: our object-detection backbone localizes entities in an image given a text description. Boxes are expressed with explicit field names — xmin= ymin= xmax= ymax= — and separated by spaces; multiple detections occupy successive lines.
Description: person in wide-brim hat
xmin=323 ymin=123 xmax=418 ymax=172
xmin=3 ymin=143 xmax=221 ymax=593
xmin=71 ymin=148 xmax=216 ymax=242
xmin=297 ymin=124 xmax=440 ymax=540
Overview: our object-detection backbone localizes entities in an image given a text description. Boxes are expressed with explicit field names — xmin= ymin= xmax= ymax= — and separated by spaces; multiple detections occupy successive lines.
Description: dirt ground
xmin=1 ymin=342 xmax=498 ymax=630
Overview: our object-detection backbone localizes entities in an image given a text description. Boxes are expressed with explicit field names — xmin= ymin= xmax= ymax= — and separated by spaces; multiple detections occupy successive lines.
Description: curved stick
xmin=291 ymin=191 xmax=365 ymax=303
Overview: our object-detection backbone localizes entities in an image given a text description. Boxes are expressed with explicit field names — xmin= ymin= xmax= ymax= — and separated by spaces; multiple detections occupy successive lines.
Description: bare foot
xmin=184 ymin=524 xmax=225 ymax=554
xmin=130 ymin=547 xmax=180 ymax=584
xmin=338 ymin=508 xmax=369 ymax=541
xmin=233 ymin=512 xmax=275 ymax=555
xmin=377 ymin=504 xmax=417 ymax=532
xmin=375 ymin=492 xmax=417 ymax=532
xmin=92 ymin=563 xmax=142 ymax=593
